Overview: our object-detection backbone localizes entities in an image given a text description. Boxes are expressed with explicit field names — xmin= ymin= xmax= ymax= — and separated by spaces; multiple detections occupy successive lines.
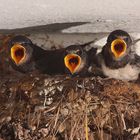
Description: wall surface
xmin=0 ymin=0 xmax=140 ymax=32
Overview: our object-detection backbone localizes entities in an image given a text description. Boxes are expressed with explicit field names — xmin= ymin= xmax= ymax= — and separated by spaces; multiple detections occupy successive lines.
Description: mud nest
xmin=0 ymin=73 xmax=140 ymax=140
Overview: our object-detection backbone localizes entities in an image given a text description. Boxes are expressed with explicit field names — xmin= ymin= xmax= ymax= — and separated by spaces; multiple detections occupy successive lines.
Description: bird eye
xmin=64 ymin=54 xmax=81 ymax=74
xmin=111 ymin=39 xmax=127 ymax=58
xmin=76 ymin=50 xmax=82 ymax=55
xmin=11 ymin=44 xmax=26 ymax=65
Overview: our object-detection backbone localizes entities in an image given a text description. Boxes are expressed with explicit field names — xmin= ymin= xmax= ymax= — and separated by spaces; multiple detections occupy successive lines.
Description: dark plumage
xmin=102 ymin=29 xmax=132 ymax=69
xmin=8 ymin=35 xmax=46 ymax=73
xmin=8 ymin=35 xmax=66 ymax=74
xmin=63 ymin=40 xmax=96 ymax=76
xmin=35 ymin=48 xmax=65 ymax=75
xmin=8 ymin=36 xmax=96 ymax=76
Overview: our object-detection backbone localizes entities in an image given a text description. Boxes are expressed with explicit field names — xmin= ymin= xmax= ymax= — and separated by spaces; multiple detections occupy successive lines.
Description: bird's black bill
xmin=11 ymin=44 xmax=26 ymax=65
xmin=64 ymin=54 xmax=81 ymax=74
xmin=111 ymin=39 xmax=127 ymax=58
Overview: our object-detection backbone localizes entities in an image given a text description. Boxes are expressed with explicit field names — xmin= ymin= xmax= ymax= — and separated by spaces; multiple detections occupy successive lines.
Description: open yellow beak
xmin=64 ymin=54 xmax=81 ymax=74
xmin=11 ymin=44 xmax=26 ymax=65
xmin=111 ymin=39 xmax=127 ymax=58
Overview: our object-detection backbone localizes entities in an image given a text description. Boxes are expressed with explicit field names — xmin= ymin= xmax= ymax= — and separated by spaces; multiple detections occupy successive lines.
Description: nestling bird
xmin=88 ymin=30 xmax=140 ymax=81
xmin=8 ymin=35 xmax=46 ymax=73
xmin=64 ymin=45 xmax=88 ymax=76
xmin=64 ymin=41 xmax=95 ymax=76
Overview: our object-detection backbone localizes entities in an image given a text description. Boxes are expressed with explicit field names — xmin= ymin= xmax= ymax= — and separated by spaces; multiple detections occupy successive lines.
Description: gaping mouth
xmin=111 ymin=39 xmax=127 ymax=58
xmin=11 ymin=44 xmax=26 ymax=65
xmin=64 ymin=54 xmax=81 ymax=74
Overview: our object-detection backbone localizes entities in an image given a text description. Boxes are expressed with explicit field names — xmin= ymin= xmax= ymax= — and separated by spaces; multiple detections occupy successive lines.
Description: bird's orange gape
xmin=111 ymin=39 xmax=127 ymax=58
xmin=11 ymin=44 xmax=26 ymax=65
xmin=64 ymin=54 xmax=81 ymax=74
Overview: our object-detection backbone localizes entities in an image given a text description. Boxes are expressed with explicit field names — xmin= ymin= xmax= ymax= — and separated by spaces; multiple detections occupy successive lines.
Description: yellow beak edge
xmin=64 ymin=54 xmax=81 ymax=74
xmin=11 ymin=44 xmax=26 ymax=65
xmin=111 ymin=39 xmax=127 ymax=58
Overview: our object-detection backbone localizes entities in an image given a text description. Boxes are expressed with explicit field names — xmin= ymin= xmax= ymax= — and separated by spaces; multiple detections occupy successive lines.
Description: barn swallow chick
xmin=63 ymin=40 xmax=96 ymax=76
xmin=64 ymin=44 xmax=88 ymax=76
xmin=8 ymin=35 xmax=46 ymax=73
xmin=101 ymin=30 xmax=140 ymax=81
xmin=89 ymin=30 xmax=140 ymax=81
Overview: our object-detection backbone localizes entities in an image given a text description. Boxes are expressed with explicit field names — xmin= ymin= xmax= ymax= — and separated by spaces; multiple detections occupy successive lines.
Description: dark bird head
xmin=102 ymin=30 xmax=132 ymax=69
xmin=64 ymin=45 xmax=87 ymax=75
xmin=8 ymin=35 xmax=35 ymax=73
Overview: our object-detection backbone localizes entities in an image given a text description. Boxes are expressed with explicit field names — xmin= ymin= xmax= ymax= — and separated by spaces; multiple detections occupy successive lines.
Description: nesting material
xmin=0 ymin=73 xmax=140 ymax=140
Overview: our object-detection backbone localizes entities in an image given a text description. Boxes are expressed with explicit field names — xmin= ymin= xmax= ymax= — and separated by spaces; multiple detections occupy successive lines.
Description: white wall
xmin=0 ymin=0 xmax=140 ymax=32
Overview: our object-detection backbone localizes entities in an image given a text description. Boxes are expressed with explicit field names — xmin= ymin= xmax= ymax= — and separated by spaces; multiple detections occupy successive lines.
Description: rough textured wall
xmin=0 ymin=0 xmax=140 ymax=32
